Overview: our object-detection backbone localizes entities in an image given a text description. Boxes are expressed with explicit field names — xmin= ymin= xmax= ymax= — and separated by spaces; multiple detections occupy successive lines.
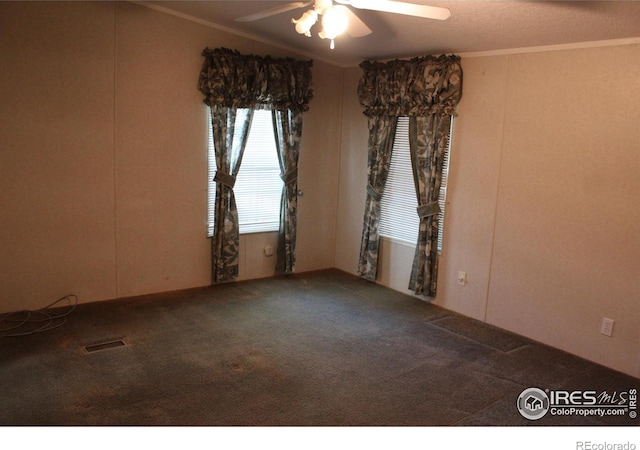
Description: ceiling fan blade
xmin=334 ymin=5 xmax=372 ymax=38
xmin=236 ymin=1 xmax=314 ymax=22
xmin=344 ymin=0 xmax=451 ymax=21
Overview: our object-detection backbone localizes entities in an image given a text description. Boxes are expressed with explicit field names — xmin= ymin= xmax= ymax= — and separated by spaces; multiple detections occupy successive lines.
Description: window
xmin=207 ymin=109 xmax=283 ymax=236
xmin=379 ymin=116 xmax=453 ymax=253
xmin=379 ymin=117 xmax=419 ymax=245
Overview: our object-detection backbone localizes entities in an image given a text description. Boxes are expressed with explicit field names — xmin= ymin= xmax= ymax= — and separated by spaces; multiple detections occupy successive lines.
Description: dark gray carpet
xmin=1 ymin=269 xmax=637 ymax=426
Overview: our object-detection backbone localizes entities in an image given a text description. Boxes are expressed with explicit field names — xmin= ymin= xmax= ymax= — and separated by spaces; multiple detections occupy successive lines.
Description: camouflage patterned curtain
xmin=357 ymin=54 xmax=462 ymax=296
xmin=209 ymin=106 xmax=253 ymax=283
xmin=357 ymin=116 xmax=397 ymax=280
xmin=358 ymin=54 xmax=462 ymax=117
xmin=199 ymin=48 xmax=313 ymax=111
xmin=408 ymin=115 xmax=453 ymax=297
xmin=199 ymin=48 xmax=313 ymax=283
xmin=272 ymin=109 xmax=303 ymax=274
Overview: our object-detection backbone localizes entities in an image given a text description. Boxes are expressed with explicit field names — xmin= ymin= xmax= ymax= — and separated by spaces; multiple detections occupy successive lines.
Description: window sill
xmin=240 ymin=229 xmax=278 ymax=236
xmin=380 ymin=236 xmax=444 ymax=256
xmin=207 ymin=229 xmax=278 ymax=239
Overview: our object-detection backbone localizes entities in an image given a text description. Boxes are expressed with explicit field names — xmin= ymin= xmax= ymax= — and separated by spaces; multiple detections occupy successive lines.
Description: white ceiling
xmin=143 ymin=1 xmax=640 ymax=66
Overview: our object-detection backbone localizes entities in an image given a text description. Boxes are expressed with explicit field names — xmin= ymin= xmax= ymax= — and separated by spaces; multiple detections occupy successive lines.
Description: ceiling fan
xmin=236 ymin=0 xmax=451 ymax=49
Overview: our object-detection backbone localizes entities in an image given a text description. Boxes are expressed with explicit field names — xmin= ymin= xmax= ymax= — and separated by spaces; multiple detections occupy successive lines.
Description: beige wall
xmin=1 ymin=2 xmax=118 ymax=310
xmin=484 ymin=46 xmax=640 ymax=378
xmin=334 ymin=68 xmax=368 ymax=276
xmin=0 ymin=2 xmax=342 ymax=311
xmin=336 ymin=44 xmax=640 ymax=377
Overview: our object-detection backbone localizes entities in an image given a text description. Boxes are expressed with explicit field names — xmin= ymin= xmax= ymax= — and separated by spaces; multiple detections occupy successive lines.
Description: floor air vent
xmin=83 ymin=339 xmax=127 ymax=354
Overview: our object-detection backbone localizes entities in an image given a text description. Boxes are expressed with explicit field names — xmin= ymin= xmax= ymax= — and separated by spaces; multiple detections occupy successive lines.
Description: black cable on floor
xmin=0 ymin=294 xmax=78 ymax=337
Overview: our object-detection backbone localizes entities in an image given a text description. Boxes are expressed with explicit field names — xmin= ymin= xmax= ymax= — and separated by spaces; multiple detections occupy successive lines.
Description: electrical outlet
xmin=600 ymin=318 xmax=614 ymax=337
xmin=457 ymin=271 xmax=467 ymax=286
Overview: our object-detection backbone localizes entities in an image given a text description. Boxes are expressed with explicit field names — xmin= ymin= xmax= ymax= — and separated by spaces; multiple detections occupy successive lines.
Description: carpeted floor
xmin=1 ymin=269 xmax=637 ymax=426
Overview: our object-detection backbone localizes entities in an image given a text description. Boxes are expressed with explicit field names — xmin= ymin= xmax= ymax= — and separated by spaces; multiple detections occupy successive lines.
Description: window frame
xmin=378 ymin=116 xmax=454 ymax=254
xmin=206 ymin=108 xmax=283 ymax=237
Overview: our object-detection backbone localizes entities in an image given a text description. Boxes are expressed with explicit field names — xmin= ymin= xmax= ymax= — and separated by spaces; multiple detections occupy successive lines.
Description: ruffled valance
xmin=358 ymin=54 xmax=462 ymax=117
xmin=198 ymin=47 xmax=314 ymax=112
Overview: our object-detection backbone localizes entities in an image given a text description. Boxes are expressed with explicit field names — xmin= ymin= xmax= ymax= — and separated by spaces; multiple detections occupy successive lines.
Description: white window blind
xmin=438 ymin=119 xmax=453 ymax=253
xmin=379 ymin=116 xmax=453 ymax=253
xmin=207 ymin=109 xmax=283 ymax=236
xmin=379 ymin=117 xmax=419 ymax=245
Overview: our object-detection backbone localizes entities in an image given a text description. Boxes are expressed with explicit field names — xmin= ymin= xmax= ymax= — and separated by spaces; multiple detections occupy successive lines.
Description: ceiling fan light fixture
xmin=321 ymin=7 xmax=348 ymax=40
xmin=242 ymin=0 xmax=448 ymax=47
xmin=292 ymin=9 xmax=318 ymax=36
xmin=318 ymin=6 xmax=348 ymax=49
